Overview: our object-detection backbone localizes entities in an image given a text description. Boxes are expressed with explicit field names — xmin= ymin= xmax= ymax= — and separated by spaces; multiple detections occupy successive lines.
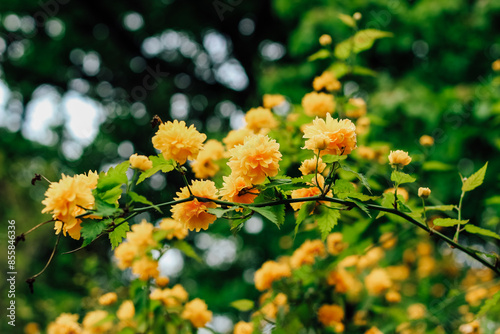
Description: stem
xmin=27 ymin=232 xmax=62 ymax=283
xmin=315 ymin=151 xmax=324 ymax=193
xmin=421 ymin=198 xmax=429 ymax=231
xmin=454 ymin=191 xmax=465 ymax=242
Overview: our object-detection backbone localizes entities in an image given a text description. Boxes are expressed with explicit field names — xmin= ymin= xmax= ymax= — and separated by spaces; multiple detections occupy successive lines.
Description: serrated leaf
xmin=96 ymin=185 xmax=123 ymax=205
xmin=462 ymin=162 xmax=488 ymax=192
xmin=230 ymin=216 xmax=251 ymax=233
xmin=230 ymin=299 xmax=254 ymax=312
xmin=464 ymin=224 xmax=500 ymax=240
xmin=308 ymin=49 xmax=331 ymax=61
xmin=426 ymin=205 xmax=456 ymax=212
xmin=250 ymin=206 xmax=280 ymax=228
xmin=340 ymin=163 xmax=372 ymax=193
xmin=334 ymin=29 xmax=393 ymax=60
xmin=81 ymin=219 xmax=108 ymax=247
xmin=207 ymin=207 xmax=238 ymax=218
xmin=377 ymin=192 xmax=404 ymax=218
xmin=322 ymin=154 xmax=348 ymax=164
xmin=338 ymin=13 xmax=356 ymax=27
xmin=173 ymin=240 xmax=202 ymax=263
xmin=109 ymin=220 xmax=130 ymax=249
xmin=317 ymin=205 xmax=341 ymax=240
xmin=128 ymin=191 xmax=162 ymax=213
xmin=348 ymin=198 xmax=371 ymax=217
xmin=477 ymin=289 xmax=500 ymax=317
xmin=137 ymin=155 xmax=176 ymax=185
xmin=391 ymin=170 xmax=416 ymax=185
xmin=92 ymin=196 xmax=120 ymax=217
xmin=433 ymin=218 xmax=469 ymax=227
xmin=96 ymin=161 xmax=129 ymax=193
xmin=295 ymin=201 xmax=316 ymax=235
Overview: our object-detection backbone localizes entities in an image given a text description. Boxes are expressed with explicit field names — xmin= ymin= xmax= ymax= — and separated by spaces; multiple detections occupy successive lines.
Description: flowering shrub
xmin=20 ymin=13 xmax=500 ymax=334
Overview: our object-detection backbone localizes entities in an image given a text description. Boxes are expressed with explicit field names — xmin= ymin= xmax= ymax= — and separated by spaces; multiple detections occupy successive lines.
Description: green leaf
xmin=136 ymin=155 xmax=176 ymax=185
xmin=250 ymin=206 xmax=281 ymax=228
xmin=128 ymin=191 xmax=162 ymax=213
xmin=340 ymin=163 xmax=372 ymax=193
xmin=207 ymin=207 xmax=238 ymax=218
xmin=308 ymin=49 xmax=331 ymax=61
xmin=348 ymin=198 xmax=371 ymax=217
xmin=81 ymin=219 xmax=108 ymax=247
xmin=433 ymin=218 xmax=469 ymax=227
xmin=462 ymin=162 xmax=488 ymax=192
xmin=333 ymin=179 xmax=355 ymax=198
xmin=316 ymin=205 xmax=341 ymax=240
xmin=230 ymin=216 xmax=251 ymax=233
xmin=321 ymin=154 xmax=347 ymax=164
xmin=109 ymin=220 xmax=130 ymax=249
xmin=173 ymin=240 xmax=202 ymax=263
xmin=334 ymin=29 xmax=393 ymax=60
xmin=477 ymin=289 xmax=500 ymax=317
xmin=346 ymin=193 xmax=379 ymax=201
xmin=92 ymin=196 xmax=120 ymax=218
xmin=391 ymin=170 xmax=416 ymax=185
xmin=338 ymin=13 xmax=356 ymax=28
xmin=352 ymin=65 xmax=377 ymax=76
xmin=295 ymin=201 xmax=316 ymax=235
xmin=422 ymin=161 xmax=454 ymax=171
xmin=464 ymin=224 xmax=500 ymax=240
xmin=327 ymin=62 xmax=349 ymax=78
xmin=425 ymin=205 xmax=456 ymax=212
xmin=230 ymin=299 xmax=254 ymax=312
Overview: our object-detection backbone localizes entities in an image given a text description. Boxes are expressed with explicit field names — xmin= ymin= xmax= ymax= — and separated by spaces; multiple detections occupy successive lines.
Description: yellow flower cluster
xmin=150 ymin=284 xmax=189 ymax=307
xmin=254 ymin=260 xmax=292 ymax=291
xmin=244 ymin=107 xmax=278 ymax=133
xmin=82 ymin=310 xmax=112 ymax=333
xmin=47 ymin=313 xmax=82 ymax=334
xmin=171 ymin=180 xmax=218 ymax=231
xmin=256 ymin=292 xmax=288 ymax=320
xmin=220 ymin=174 xmax=259 ymax=205
xmin=313 ymin=71 xmax=341 ymax=92
xmin=263 ymin=94 xmax=286 ymax=109
xmin=317 ymin=304 xmax=344 ymax=331
xmin=302 ymin=92 xmax=336 ymax=117
xmin=42 ymin=171 xmax=99 ymax=240
xmin=159 ymin=218 xmax=189 ymax=240
xmin=181 ymin=298 xmax=213 ymax=328
xmin=191 ymin=139 xmax=225 ymax=179
xmin=233 ymin=321 xmax=254 ymax=334
xmin=152 ymin=120 xmax=206 ymax=165
xmin=345 ymin=98 xmax=367 ymax=118
xmin=290 ymin=239 xmax=326 ymax=269
xmin=98 ymin=292 xmax=117 ymax=306
xmin=303 ymin=113 xmax=357 ymax=156
xmin=364 ymin=268 xmax=392 ymax=296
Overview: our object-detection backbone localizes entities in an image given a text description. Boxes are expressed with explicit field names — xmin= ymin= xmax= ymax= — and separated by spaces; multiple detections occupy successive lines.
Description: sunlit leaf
xmin=462 ymin=162 xmax=488 ymax=192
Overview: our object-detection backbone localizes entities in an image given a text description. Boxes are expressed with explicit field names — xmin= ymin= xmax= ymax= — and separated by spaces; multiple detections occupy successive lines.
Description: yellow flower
xmin=357 ymin=146 xmax=376 ymax=160
xmin=313 ymin=71 xmax=341 ymax=92
xmin=465 ymin=287 xmax=488 ymax=306
xmin=418 ymin=187 xmax=431 ymax=199
xmin=42 ymin=171 xmax=99 ymax=240
xmin=155 ymin=276 xmax=170 ymax=287
xmin=492 ymin=59 xmax=500 ymax=71
xmin=407 ymin=303 xmax=426 ymax=320
xmin=152 ymin=120 xmax=207 ymax=165
xmin=47 ymin=313 xmax=82 ymax=334
xmin=129 ymin=153 xmax=152 ymax=171
xmin=114 ymin=242 xmax=137 ymax=270
xmin=117 ymin=300 xmax=135 ymax=321
xmin=98 ymin=292 xmax=117 ymax=306
xmin=385 ymin=289 xmax=402 ymax=303
xmin=317 ymin=304 xmax=344 ymax=327
xmin=181 ymin=298 xmax=213 ymax=328
xmin=150 ymin=284 xmax=189 ymax=307
xmin=388 ymin=150 xmax=411 ymax=168
xmin=357 ymin=247 xmax=385 ymax=271
xmin=302 ymin=92 xmax=335 ymax=118
xmin=365 ymin=327 xmax=383 ymax=334
xmin=257 ymin=293 xmax=288 ymax=320
xmin=159 ymin=218 xmax=189 ymax=240
xmin=356 ymin=116 xmax=370 ymax=135
xmin=220 ymin=174 xmax=259 ymax=205
xmin=384 ymin=187 xmax=409 ymax=202
xmin=460 ymin=321 xmax=481 ymax=334
xmin=345 ymin=98 xmax=367 ymax=118
xmin=299 ymin=156 xmax=326 ymax=176
xmin=131 ymin=257 xmax=159 ymax=281
xmin=127 ymin=220 xmax=157 ymax=250
xmin=364 ymin=268 xmax=392 ymax=296
xmin=82 ymin=310 xmax=112 ymax=333
xmin=24 ymin=322 xmax=40 ymax=334
xmin=233 ymin=321 xmax=253 ymax=334
xmin=327 ymin=232 xmax=347 ymax=255
xmin=353 ymin=12 xmax=362 ymax=20
xmin=191 ymin=139 xmax=225 ymax=179
xmin=290 ymin=239 xmax=326 ymax=269
xmin=290 ymin=175 xmax=329 ymax=211
xmin=303 ymin=113 xmax=357 ymax=156
xmin=379 ymin=232 xmax=397 ymax=249
xmin=419 ymin=135 xmax=434 ymax=146
xmin=245 ymin=107 xmax=278 ymax=133
xmin=223 ymin=128 xmax=254 ymax=150
xmin=319 ymin=34 xmax=332 ymax=46
xmin=171 ymin=180 xmax=218 ymax=232
xmin=327 ymin=268 xmax=361 ymax=295
xmin=254 ymin=260 xmax=292 ymax=291
xmin=263 ymin=94 xmax=286 ymax=109
xmin=227 ymin=134 xmax=282 ymax=185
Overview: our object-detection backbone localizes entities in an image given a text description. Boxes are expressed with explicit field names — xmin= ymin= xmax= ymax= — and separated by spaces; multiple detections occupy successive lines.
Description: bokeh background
xmin=1 ymin=0 xmax=500 ymax=332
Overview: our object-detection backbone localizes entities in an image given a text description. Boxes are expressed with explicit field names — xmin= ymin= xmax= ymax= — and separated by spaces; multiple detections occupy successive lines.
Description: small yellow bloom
xmin=254 ymin=260 xmax=292 ymax=291
xmin=290 ymin=239 xmax=326 ymax=269
xmin=419 ymin=135 xmax=434 ymax=146
xmin=407 ymin=303 xmax=426 ymax=320
xmin=317 ymin=304 xmax=344 ymax=328
xmin=299 ymin=156 xmax=327 ymax=176
xmin=385 ymin=289 xmax=402 ymax=303
xmin=24 ymin=322 xmax=40 ymax=334
xmin=181 ymin=298 xmax=213 ymax=328
xmin=155 ymin=276 xmax=170 ymax=287
xmin=82 ymin=310 xmax=112 ymax=333
xmin=356 ymin=116 xmax=370 ymax=135
xmin=388 ymin=150 xmax=411 ymax=168
xmin=117 ymin=300 xmax=135 ymax=321
xmin=127 ymin=220 xmax=157 ymax=250
xmin=219 ymin=174 xmax=259 ymax=205
xmin=159 ymin=218 xmax=189 ymax=240
xmin=129 ymin=153 xmax=152 ymax=171
xmin=303 ymin=113 xmax=357 ymax=156
xmin=234 ymin=321 xmax=254 ymax=334
xmin=47 ymin=314 xmax=81 ymax=334
xmin=492 ymin=59 xmax=500 ymax=71
xmin=364 ymin=268 xmax=392 ymax=296
xmin=244 ymin=107 xmax=278 ymax=133
xmin=263 ymin=94 xmax=286 ymax=109
xmin=223 ymin=128 xmax=254 ymax=150
xmin=327 ymin=232 xmax=348 ymax=255
xmin=290 ymin=175 xmax=326 ymax=211
xmin=345 ymin=98 xmax=367 ymax=118
xmin=98 ymin=292 xmax=118 ymax=306
xmin=227 ymin=134 xmax=282 ymax=185
xmin=356 ymin=146 xmax=376 ymax=160
xmin=131 ymin=257 xmax=159 ymax=281
xmin=302 ymin=92 xmax=336 ymax=118
xmin=319 ymin=34 xmax=332 ymax=46
xmin=171 ymin=180 xmax=218 ymax=232
xmin=114 ymin=242 xmax=137 ymax=270
xmin=152 ymin=120 xmax=206 ymax=165
xmin=327 ymin=268 xmax=361 ymax=294
xmin=313 ymin=72 xmax=341 ymax=92
xmin=191 ymin=139 xmax=225 ymax=179
xmin=365 ymin=327 xmax=383 ymax=334
xmin=418 ymin=187 xmax=431 ymax=199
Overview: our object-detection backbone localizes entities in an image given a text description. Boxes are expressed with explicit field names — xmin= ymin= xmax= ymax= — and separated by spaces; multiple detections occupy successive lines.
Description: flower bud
xmin=419 ymin=135 xmax=434 ymax=147
xmin=129 ymin=153 xmax=153 ymax=171
xmin=353 ymin=12 xmax=362 ymax=20
xmin=319 ymin=34 xmax=332 ymax=46
xmin=388 ymin=150 xmax=411 ymax=168
xmin=418 ymin=187 xmax=431 ymax=199
xmin=492 ymin=59 xmax=500 ymax=72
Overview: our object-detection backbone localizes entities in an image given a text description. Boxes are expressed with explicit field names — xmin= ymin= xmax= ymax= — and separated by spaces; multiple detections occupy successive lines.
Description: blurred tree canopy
xmin=1 ymin=0 xmax=500 ymax=332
